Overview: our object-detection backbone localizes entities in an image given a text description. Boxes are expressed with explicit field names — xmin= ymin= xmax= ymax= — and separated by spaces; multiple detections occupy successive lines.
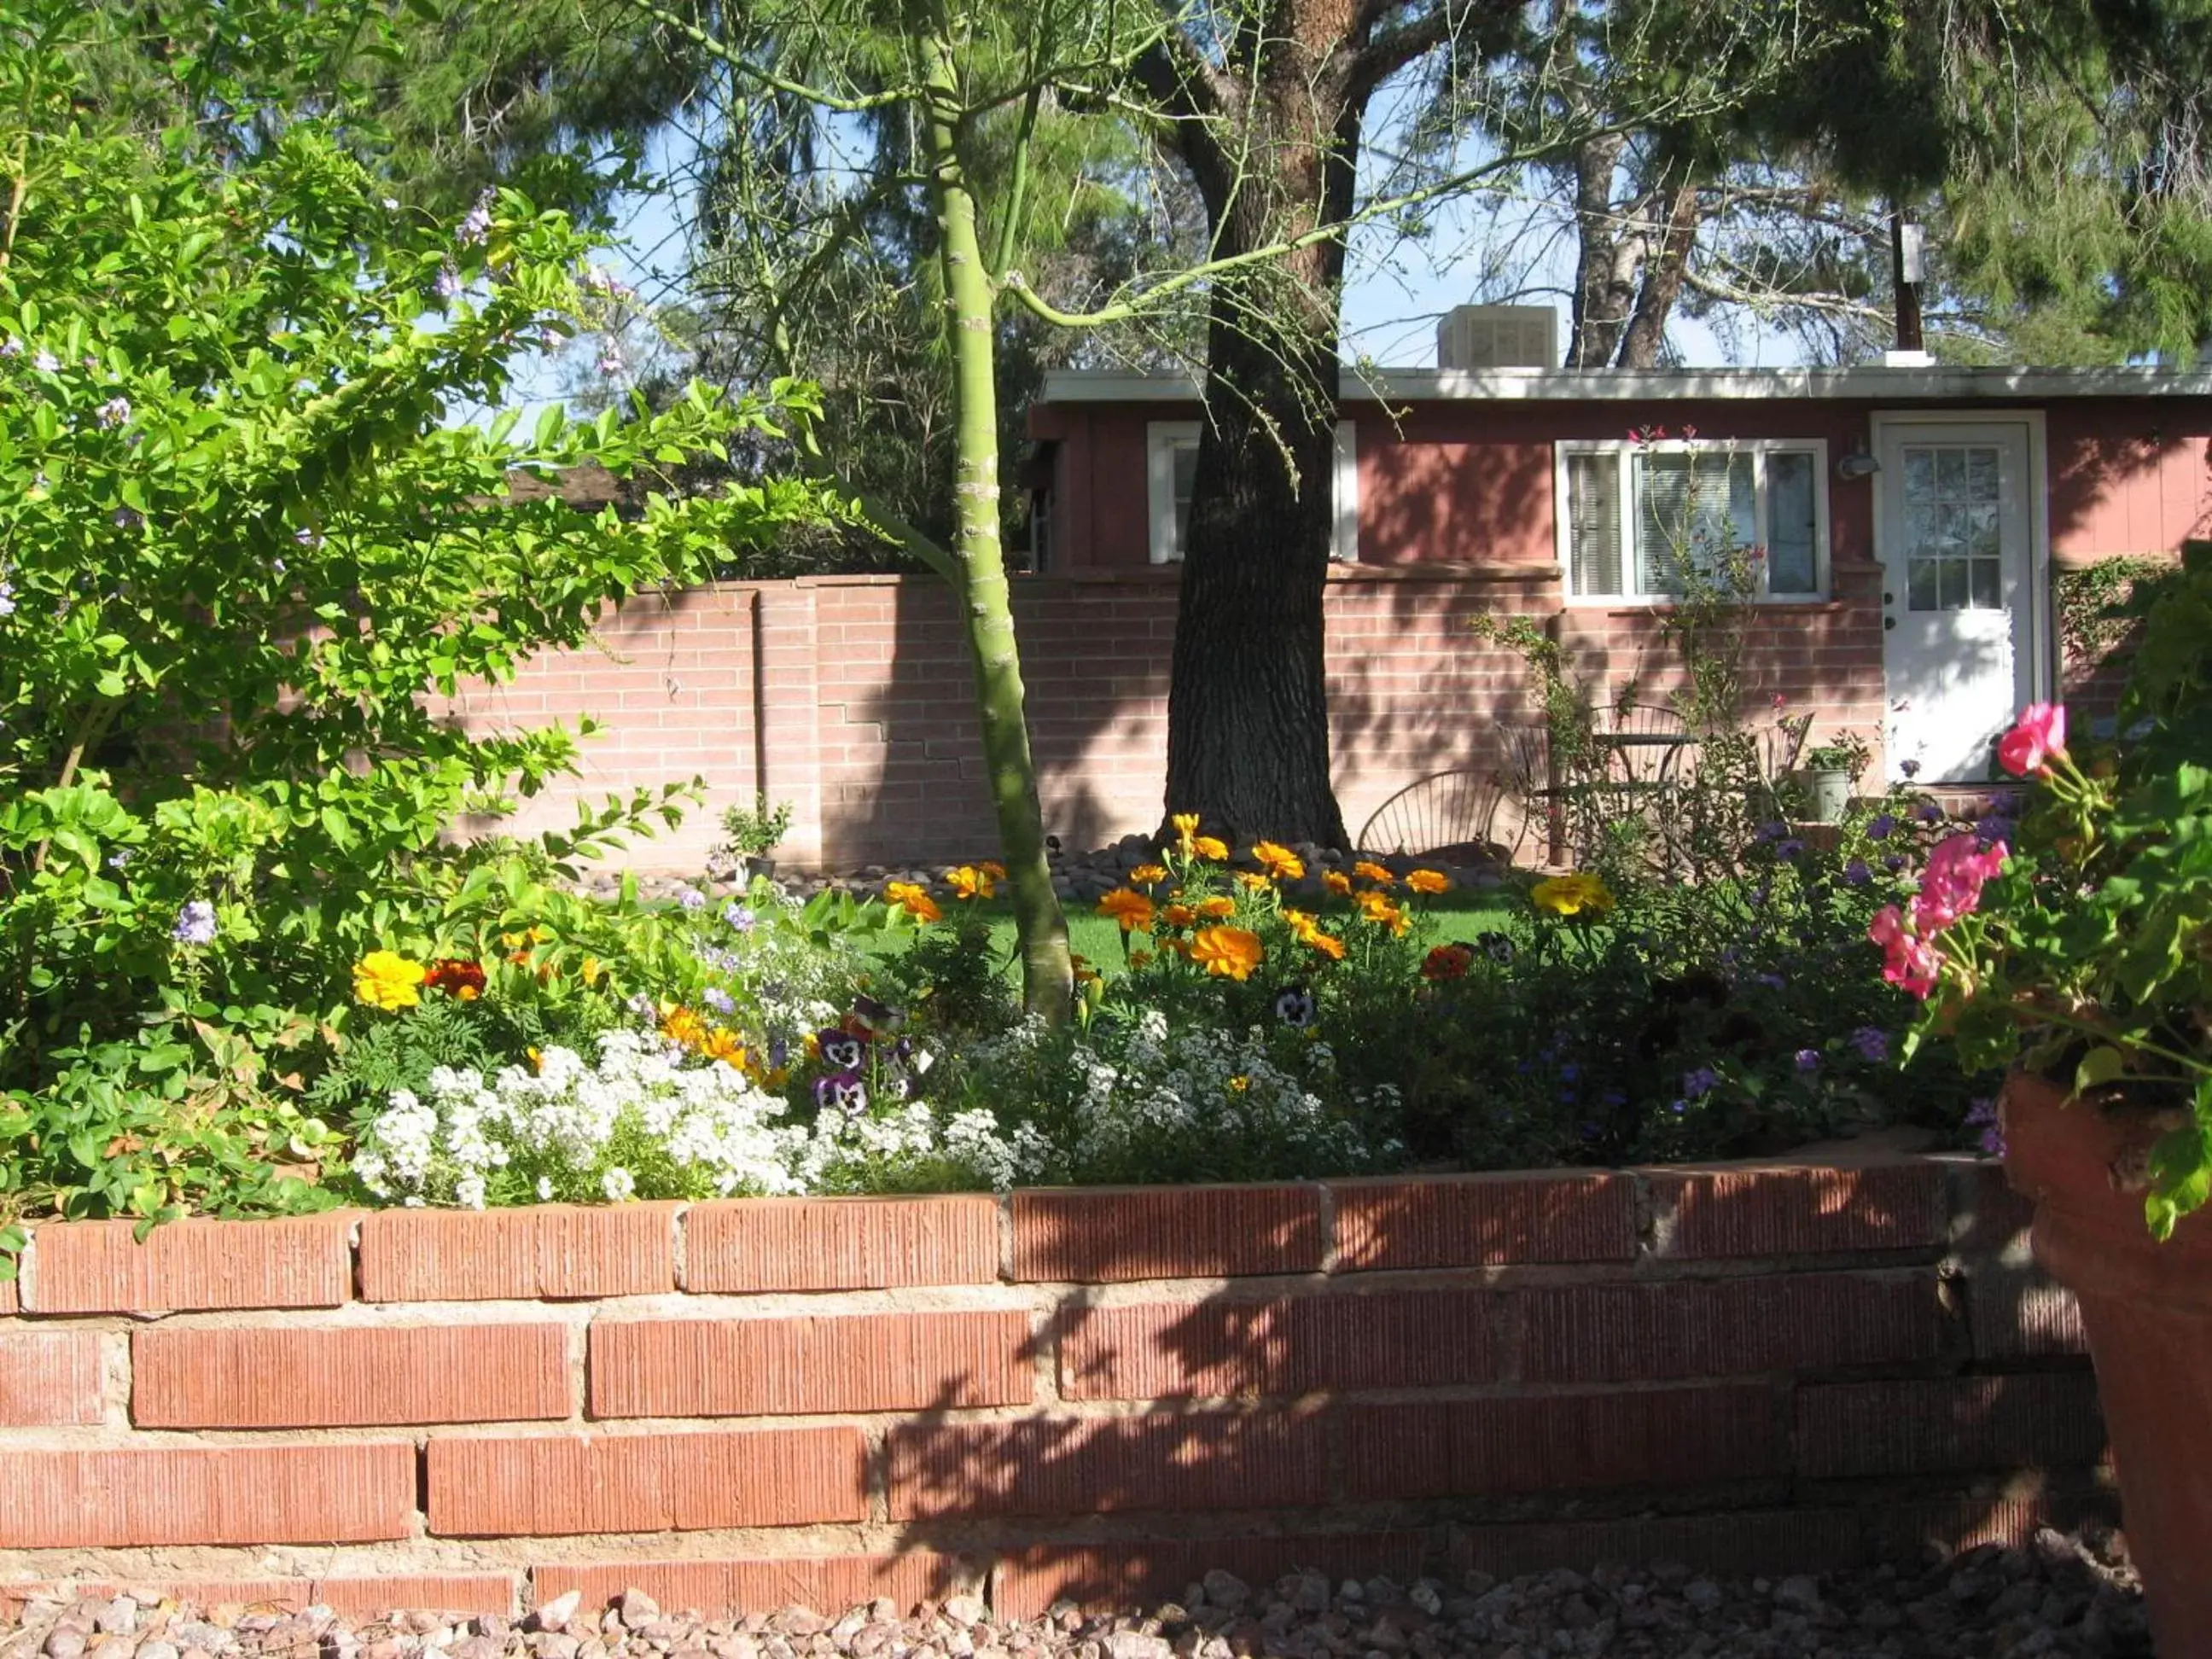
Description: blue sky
xmin=492 ymin=114 xmax=1784 ymax=423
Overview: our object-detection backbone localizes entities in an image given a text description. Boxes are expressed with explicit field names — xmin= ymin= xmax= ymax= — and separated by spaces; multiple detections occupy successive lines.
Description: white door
xmin=1876 ymin=420 xmax=2041 ymax=783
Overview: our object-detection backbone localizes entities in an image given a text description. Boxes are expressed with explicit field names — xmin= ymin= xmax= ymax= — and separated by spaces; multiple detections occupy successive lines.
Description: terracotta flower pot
xmin=2004 ymin=1069 xmax=2212 ymax=1656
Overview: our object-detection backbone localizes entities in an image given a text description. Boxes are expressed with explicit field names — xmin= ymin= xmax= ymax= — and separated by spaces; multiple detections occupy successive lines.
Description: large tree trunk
xmin=1159 ymin=25 xmax=1362 ymax=850
xmin=1164 ymin=285 xmax=1347 ymax=848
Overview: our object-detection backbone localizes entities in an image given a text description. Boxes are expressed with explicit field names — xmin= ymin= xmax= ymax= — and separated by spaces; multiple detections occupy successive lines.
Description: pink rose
xmin=1996 ymin=702 xmax=2068 ymax=777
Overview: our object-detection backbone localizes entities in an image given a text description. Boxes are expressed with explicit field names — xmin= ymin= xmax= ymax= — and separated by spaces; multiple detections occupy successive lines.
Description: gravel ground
xmin=0 ymin=1533 xmax=2151 ymax=1659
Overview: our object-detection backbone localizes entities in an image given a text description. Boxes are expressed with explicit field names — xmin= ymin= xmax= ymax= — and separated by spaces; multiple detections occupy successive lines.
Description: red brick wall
xmin=0 ymin=1158 xmax=2107 ymax=1621
xmin=438 ymin=564 xmax=1896 ymax=872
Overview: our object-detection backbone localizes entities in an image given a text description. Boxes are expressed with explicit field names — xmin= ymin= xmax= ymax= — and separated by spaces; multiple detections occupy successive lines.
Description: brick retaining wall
xmin=0 ymin=1157 xmax=2107 ymax=1623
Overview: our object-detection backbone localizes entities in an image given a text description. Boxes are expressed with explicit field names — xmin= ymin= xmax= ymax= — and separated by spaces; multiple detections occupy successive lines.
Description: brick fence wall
xmin=440 ymin=566 xmax=1897 ymax=872
xmin=0 ymin=1156 xmax=2107 ymax=1623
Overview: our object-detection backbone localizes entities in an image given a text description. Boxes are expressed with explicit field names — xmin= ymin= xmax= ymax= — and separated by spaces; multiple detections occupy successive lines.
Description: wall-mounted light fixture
xmin=1837 ymin=450 xmax=1882 ymax=480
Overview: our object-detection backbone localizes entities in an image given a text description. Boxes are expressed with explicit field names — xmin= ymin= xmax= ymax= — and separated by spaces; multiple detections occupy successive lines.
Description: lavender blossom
xmin=172 ymin=899 xmax=218 ymax=946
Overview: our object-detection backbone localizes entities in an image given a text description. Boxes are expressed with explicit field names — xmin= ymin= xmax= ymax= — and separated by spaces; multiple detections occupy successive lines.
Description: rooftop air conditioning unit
xmin=1436 ymin=304 xmax=1558 ymax=370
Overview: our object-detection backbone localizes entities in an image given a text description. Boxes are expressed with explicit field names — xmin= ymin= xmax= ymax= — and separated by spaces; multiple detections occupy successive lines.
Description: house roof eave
xmin=1036 ymin=364 xmax=2212 ymax=404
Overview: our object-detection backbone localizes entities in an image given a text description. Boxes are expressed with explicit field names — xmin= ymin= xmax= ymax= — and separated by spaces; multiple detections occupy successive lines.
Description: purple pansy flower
xmin=1850 ymin=1026 xmax=1890 ymax=1063
xmin=813 ymin=1071 xmax=868 ymax=1115
xmin=1844 ymin=858 xmax=1871 ymax=885
xmin=816 ymin=1029 xmax=865 ymax=1072
xmin=1682 ymin=1066 xmax=1719 ymax=1099
xmin=1795 ymin=1048 xmax=1822 ymax=1073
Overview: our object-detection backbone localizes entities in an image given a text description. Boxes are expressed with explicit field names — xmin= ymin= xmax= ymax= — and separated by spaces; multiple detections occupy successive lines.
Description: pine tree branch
xmin=618 ymin=0 xmax=922 ymax=113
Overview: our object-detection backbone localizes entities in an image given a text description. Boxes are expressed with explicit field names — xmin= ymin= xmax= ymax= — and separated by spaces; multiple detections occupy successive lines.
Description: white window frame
xmin=1147 ymin=420 xmax=1359 ymax=565
xmin=1553 ymin=436 xmax=1831 ymax=604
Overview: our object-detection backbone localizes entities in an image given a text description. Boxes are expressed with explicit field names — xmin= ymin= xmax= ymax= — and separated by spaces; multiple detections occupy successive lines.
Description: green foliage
xmin=2057 ymin=556 xmax=2178 ymax=675
xmin=1899 ymin=546 xmax=2212 ymax=1235
xmin=714 ymin=795 xmax=795 ymax=859
xmin=0 ymin=0 xmax=830 ymax=1234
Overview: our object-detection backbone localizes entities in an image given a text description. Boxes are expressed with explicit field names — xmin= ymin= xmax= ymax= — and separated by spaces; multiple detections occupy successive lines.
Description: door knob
xmin=1883 ymin=617 xmax=1896 ymax=631
xmin=1883 ymin=591 xmax=1894 ymax=603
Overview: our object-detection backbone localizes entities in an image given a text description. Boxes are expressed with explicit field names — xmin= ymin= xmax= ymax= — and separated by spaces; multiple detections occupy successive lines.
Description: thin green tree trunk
xmin=921 ymin=27 xmax=1071 ymax=1022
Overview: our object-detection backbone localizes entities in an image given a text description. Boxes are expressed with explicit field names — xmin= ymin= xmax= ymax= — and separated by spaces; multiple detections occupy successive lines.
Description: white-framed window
xmin=1556 ymin=438 xmax=1830 ymax=602
xmin=1147 ymin=420 xmax=1359 ymax=564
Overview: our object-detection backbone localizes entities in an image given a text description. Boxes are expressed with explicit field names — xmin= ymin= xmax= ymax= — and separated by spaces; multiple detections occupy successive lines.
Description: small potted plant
xmin=1791 ymin=734 xmax=1867 ymax=824
xmin=1867 ymin=544 xmax=2210 ymax=1650
xmin=716 ymin=794 xmax=795 ymax=881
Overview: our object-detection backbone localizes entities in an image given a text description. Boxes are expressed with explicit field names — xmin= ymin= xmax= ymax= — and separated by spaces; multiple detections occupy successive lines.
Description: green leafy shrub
xmin=0 ymin=1 xmax=829 ymax=1238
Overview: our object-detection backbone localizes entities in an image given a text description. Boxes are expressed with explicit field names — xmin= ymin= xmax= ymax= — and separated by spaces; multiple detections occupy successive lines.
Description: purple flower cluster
xmin=172 ymin=899 xmax=218 ymax=946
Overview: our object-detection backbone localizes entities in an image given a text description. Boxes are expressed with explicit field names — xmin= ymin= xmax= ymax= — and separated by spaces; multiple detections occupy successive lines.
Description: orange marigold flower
xmin=944 ymin=864 xmax=996 ymax=900
xmin=884 ymin=881 xmax=944 ymax=923
xmin=1323 ymin=870 xmax=1353 ymax=896
xmin=1235 ymin=870 xmax=1273 ymax=892
xmin=981 ymin=861 xmax=1008 ymax=881
xmin=1194 ymin=896 xmax=1237 ymax=920
xmin=1191 ymin=834 xmax=1230 ymax=861
xmin=1251 ymin=840 xmax=1305 ymax=880
xmin=1356 ymin=891 xmax=1412 ymax=936
xmin=1353 ymin=860 xmax=1396 ymax=887
xmin=1423 ymin=943 xmax=1476 ymax=981
xmin=1130 ymin=863 xmax=1169 ymax=886
xmin=1283 ymin=907 xmax=1320 ymax=940
xmin=660 ymin=1007 xmax=708 ymax=1048
xmin=1189 ymin=925 xmax=1264 ymax=981
xmin=1097 ymin=887 xmax=1157 ymax=933
xmin=1305 ymin=929 xmax=1348 ymax=962
xmin=1406 ymin=868 xmax=1452 ymax=894
xmin=1162 ymin=903 xmax=1197 ymax=928
xmin=1127 ymin=948 xmax=1154 ymax=969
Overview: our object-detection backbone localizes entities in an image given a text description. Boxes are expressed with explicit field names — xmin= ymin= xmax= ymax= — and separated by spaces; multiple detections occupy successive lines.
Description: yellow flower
xmin=1406 ymin=868 xmax=1452 ymax=894
xmin=1252 ymin=841 xmax=1305 ymax=880
xmin=1323 ymin=870 xmax=1353 ymax=896
xmin=1161 ymin=903 xmax=1197 ymax=928
xmin=579 ymin=956 xmax=604 ymax=986
xmin=661 ymin=1006 xmax=708 ymax=1048
xmin=945 ymin=864 xmax=997 ymax=900
xmin=1171 ymin=812 xmax=1201 ymax=857
xmin=352 ymin=951 xmax=428 ymax=1012
xmin=1130 ymin=863 xmax=1169 ymax=886
xmin=1097 ymin=888 xmax=1157 ymax=933
xmin=885 ymin=881 xmax=944 ymax=923
xmin=1531 ymin=871 xmax=1617 ymax=917
xmin=1194 ymin=896 xmax=1237 ymax=920
xmin=1283 ymin=908 xmax=1319 ymax=940
xmin=1355 ymin=891 xmax=1412 ymax=936
xmin=1190 ymin=925 xmax=1264 ymax=981
xmin=1353 ymin=860 xmax=1397 ymax=887
xmin=1191 ymin=835 xmax=1230 ymax=862
xmin=700 ymin=1028 xmax=748 ymax=1068
xmin=1305 ymin=929 xmax=1348 ymax=962
xmin=1236 ymin=870 xmax=1274 ymax=892
xmin=1228 ymin=1075 xmax=1250 ymax=1093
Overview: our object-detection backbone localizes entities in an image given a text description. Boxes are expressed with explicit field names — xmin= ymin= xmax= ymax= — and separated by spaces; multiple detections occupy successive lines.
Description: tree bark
xmin=920 ymin=29 xmax=1072 ymax=1020
xmin=1158 ymin=8 xmax=1364 ymax=850
xmin=1617 ymin=178 xmax=1701 ymax=369
xmin=1564 ymin=132 xmax=1639 ymax=368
